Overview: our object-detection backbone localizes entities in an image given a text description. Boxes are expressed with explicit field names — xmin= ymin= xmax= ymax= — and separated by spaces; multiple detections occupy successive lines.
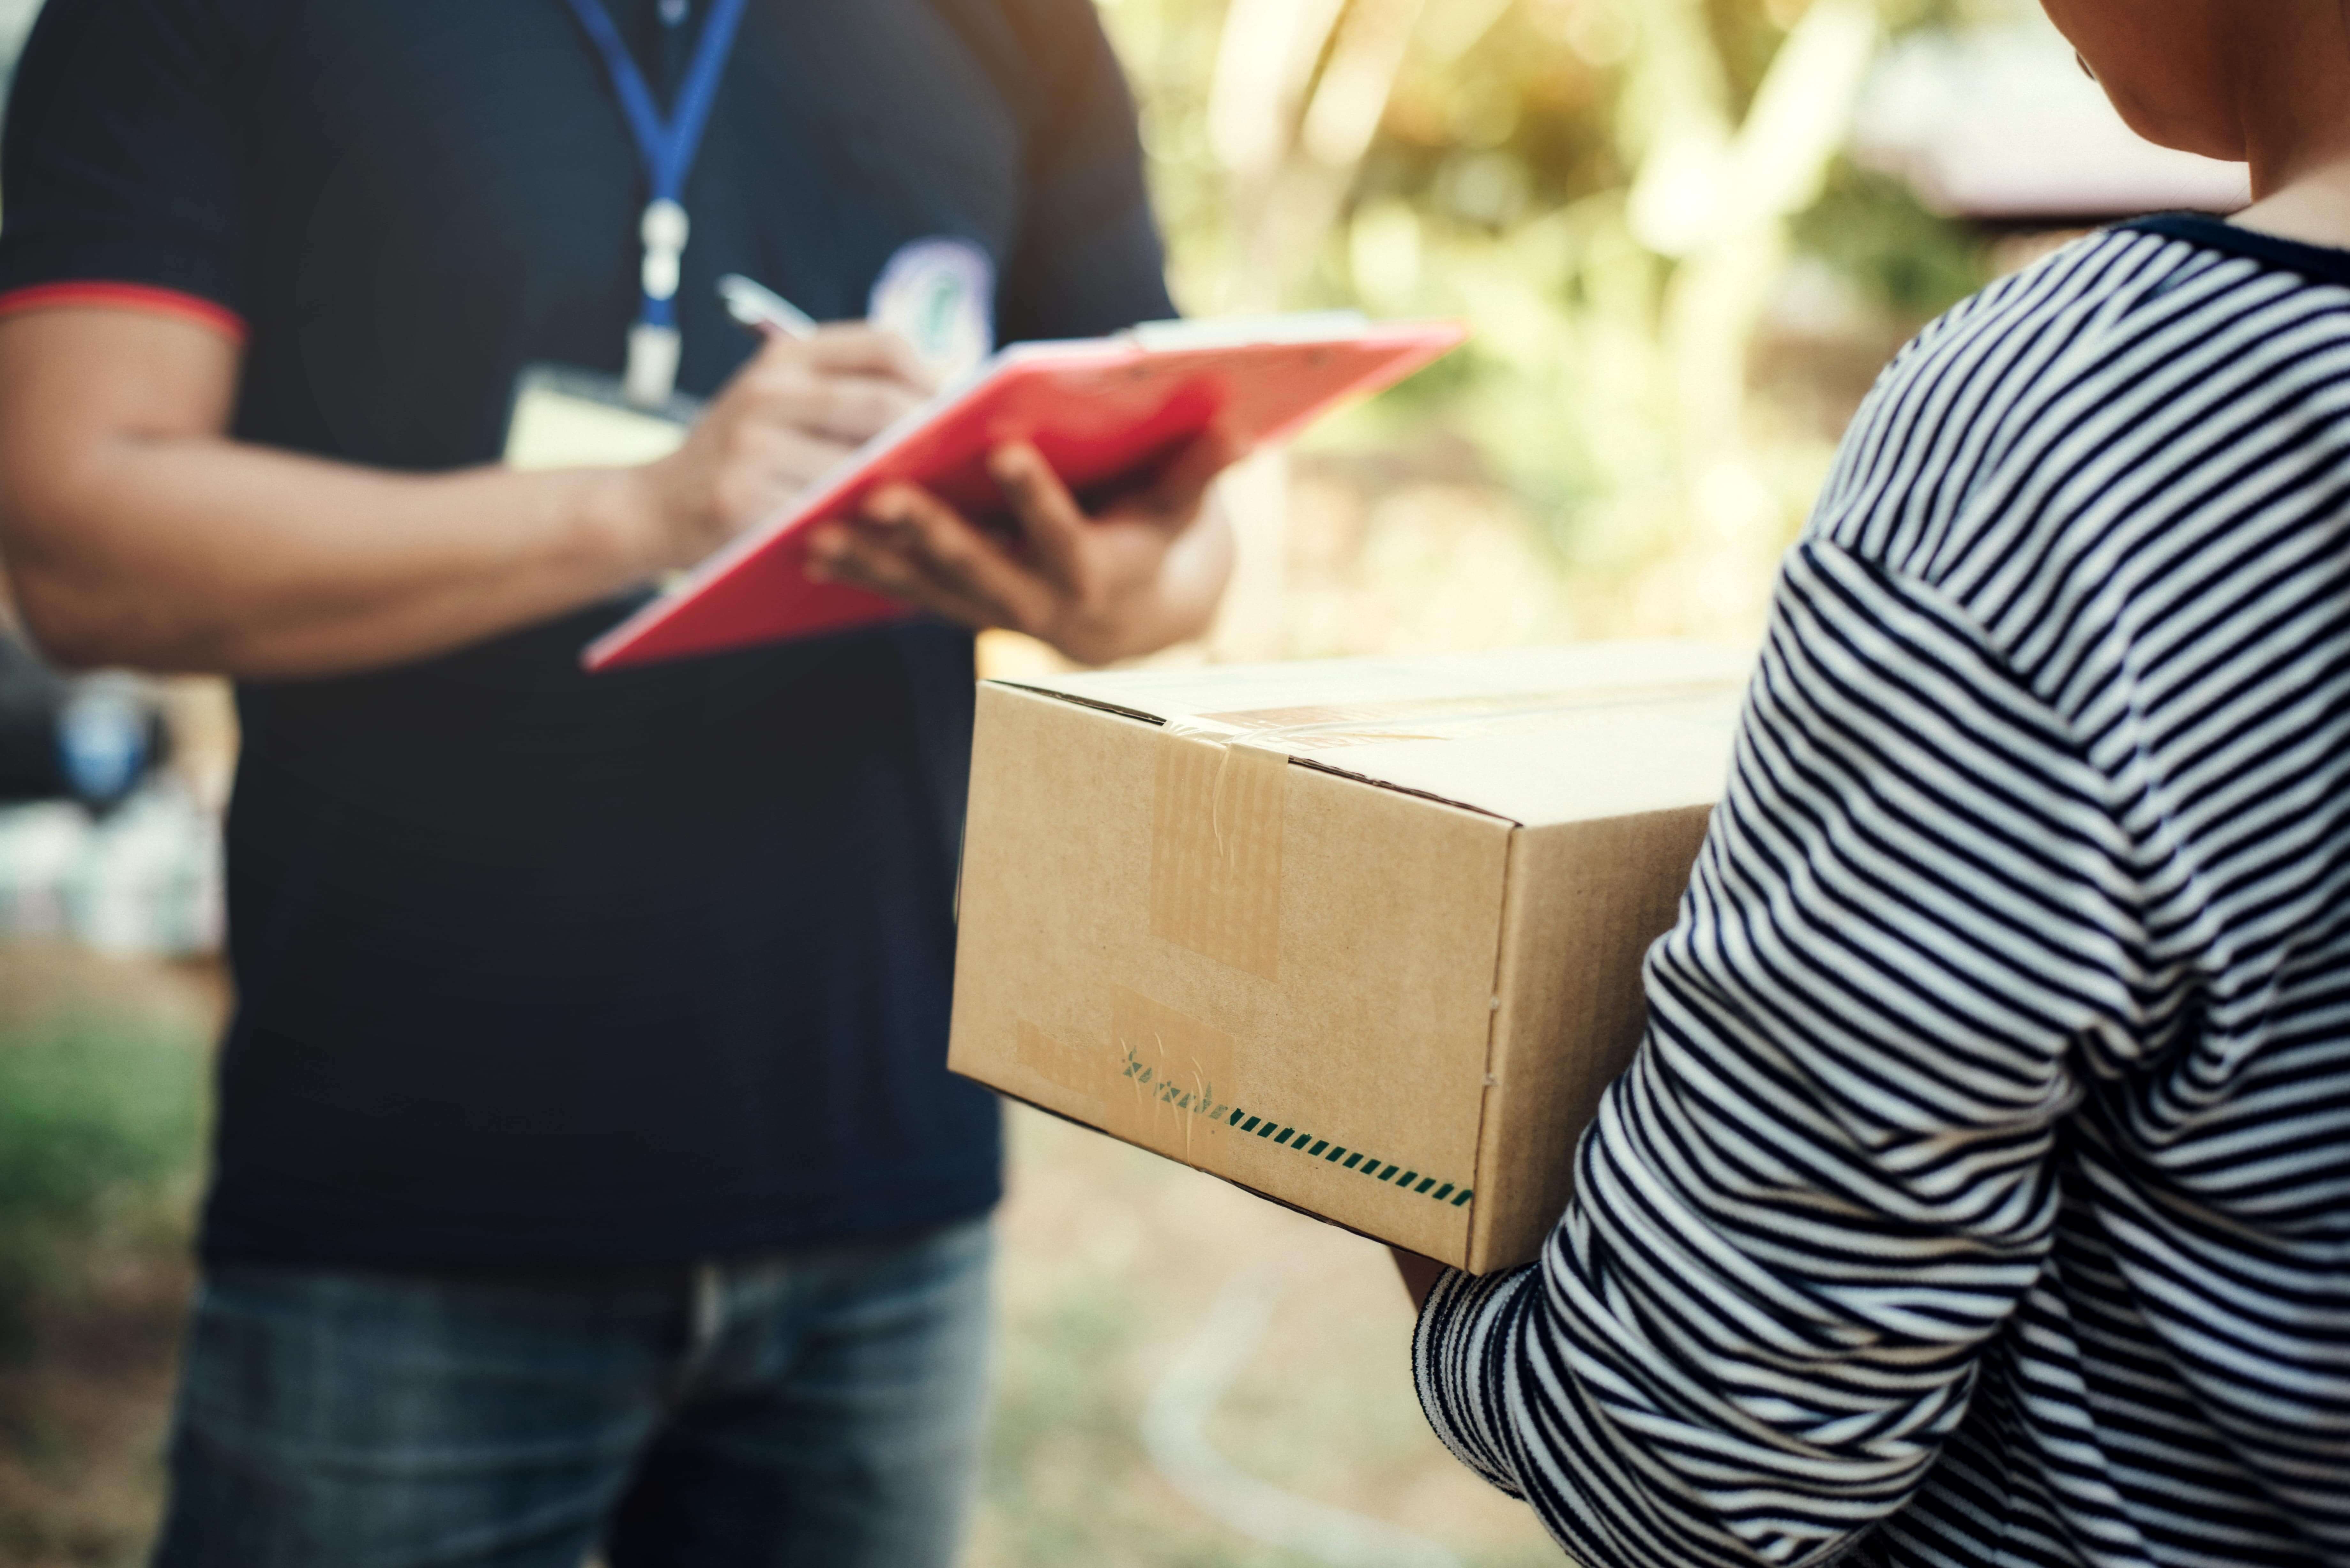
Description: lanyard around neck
xmin=559 ymin=0 xmax=750 ymax=403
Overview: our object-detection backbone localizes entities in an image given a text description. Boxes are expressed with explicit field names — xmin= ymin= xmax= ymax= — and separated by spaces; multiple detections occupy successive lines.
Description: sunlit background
xmin=0 ymin=0 xmax=2244 ymax=1562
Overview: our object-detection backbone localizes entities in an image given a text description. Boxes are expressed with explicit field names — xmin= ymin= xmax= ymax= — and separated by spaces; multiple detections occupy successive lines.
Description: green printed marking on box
xmin=1213 ymin=1103 xmax=1468 ymax=1211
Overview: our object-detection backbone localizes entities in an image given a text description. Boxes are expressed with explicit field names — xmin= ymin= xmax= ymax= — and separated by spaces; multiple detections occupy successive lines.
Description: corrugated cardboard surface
xmin=950 ymin=645 xmax=1745 ymax=1271
xmin=1470 ymin=808 xmax=1715 ymax=1271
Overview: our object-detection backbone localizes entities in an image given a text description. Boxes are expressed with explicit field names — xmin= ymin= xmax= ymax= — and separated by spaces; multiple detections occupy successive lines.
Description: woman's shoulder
xmin=1806 ymin=219 xmax=2350 ymax=589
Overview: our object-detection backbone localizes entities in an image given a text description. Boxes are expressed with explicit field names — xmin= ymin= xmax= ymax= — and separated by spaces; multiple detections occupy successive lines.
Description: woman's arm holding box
xmin=1410 ymin=539 xmax=2142 ymax=1568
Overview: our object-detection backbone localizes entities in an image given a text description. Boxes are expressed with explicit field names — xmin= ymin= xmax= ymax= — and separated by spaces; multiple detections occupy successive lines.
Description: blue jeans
xmin=151 ymin=1218 xmax=993 ymax=1568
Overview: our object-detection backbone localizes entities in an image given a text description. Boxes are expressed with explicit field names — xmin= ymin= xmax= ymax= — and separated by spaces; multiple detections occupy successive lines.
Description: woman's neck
xmin=2238 ymin=167 xmax=2350 ymax=253
xmin=2231 ymin=10 xmax=2350 ymax=250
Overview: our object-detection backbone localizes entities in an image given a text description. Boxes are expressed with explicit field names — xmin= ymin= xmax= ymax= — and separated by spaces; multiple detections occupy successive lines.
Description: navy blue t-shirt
xmin=0 ymin=0 xmax=1174 ymax=1269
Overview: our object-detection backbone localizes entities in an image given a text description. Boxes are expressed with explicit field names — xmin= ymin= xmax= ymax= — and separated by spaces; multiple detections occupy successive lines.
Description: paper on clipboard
xmin=580 ymin=313 xmax=1468 ymax=672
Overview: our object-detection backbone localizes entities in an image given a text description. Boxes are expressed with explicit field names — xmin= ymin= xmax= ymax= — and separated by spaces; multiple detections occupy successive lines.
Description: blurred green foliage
xmin=1796 ymin=160 xmax=1986 ymax=318
xmin=974 ymin=1110 xmax=1565 ymax=1568
xmin=1113 ymin=0 xmax=1984 ymax=313
xmin=1097 ymin=0 xmax=1992 ymax=635
xmin=0 ymin=1022 xmax=204 ymax=1349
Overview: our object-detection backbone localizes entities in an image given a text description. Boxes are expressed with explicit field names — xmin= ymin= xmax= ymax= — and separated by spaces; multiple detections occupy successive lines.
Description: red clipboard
xmin=581 ymin=315 xmax=1467 ymax=671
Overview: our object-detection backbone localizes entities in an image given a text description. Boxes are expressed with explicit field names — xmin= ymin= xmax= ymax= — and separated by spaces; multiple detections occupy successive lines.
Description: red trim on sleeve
xmin=0 ymin=281 xmax=247 ymax=343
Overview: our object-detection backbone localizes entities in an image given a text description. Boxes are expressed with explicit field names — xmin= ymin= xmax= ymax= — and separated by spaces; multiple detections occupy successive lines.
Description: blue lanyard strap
xmin=560 ymin=0 xmax=749 ymax=329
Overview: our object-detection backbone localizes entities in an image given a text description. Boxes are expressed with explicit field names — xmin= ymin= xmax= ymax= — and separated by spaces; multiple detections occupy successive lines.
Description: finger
xmin=864 ymin=483 xmax=1058 ymax=632
xmin=1390 ymin=1247 xmax=1447 ymax=1309
xmin=803 ymin=524 xmax=850 ymax=582
xmin=883 ymin=533 xmax=1055 ymax=634
xmin=868 ymin=482 xmax=1061 ymax=634
xmin=813 ymin=531 xmax=1013 ymax=632
xmin=1139 ymin=426 xmax=1246 ymax=522
xmin=709 ymin=427 xmax=855 ymax=525
xmin=773 ymin=323 xmax=938 ymax=395
xmin=812 ymin=533 xmax=929 ymax=602
xmin=738 ymin=366 xmax=927 ymax=446
xmin=984 ymin=443 xmax=1091 ymax=592
xmin=720 ymin=422 xmax=854 ymax=480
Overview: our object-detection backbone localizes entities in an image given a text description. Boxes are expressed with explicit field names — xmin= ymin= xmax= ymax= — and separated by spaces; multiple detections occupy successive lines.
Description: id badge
xmin=869 ymin=238 xmax=995 ymax=382
xmin=503 ymin=364 xmax=704 ymax=471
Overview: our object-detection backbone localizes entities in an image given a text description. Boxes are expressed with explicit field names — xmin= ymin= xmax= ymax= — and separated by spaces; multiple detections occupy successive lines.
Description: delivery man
xmin=0 ymin=1 xmax=1232 ymax=1564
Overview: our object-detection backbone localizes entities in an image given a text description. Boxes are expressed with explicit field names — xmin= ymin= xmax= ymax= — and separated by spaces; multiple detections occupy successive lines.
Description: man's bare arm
xmin=0 ymin=307 xmax=931 ymax=678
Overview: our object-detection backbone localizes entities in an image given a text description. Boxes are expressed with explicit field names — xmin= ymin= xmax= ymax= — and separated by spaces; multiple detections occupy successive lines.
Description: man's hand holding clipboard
xmin=585 ymin=313 xmax=1467 ymax=672
xmin=706 ymin=270 xmax=1239 ymax=668
xmin=802 ymin=428 xmax=1240 ymax=667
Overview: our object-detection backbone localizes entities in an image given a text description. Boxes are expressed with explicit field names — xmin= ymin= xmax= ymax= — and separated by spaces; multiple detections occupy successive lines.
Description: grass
xmin=0 ymin=1020 xmax=207 ymax=1354
xmin=0 ymin=1018 xmax=205 ymax=1353
xmin=972 ymin=1106 xmax=1564 ymax=1568
xmin=0 ymin=951 xmax=214 ymax=1568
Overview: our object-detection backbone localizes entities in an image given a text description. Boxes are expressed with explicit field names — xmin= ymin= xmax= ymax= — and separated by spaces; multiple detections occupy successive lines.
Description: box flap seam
xmin=1466 ymin=826 xmax=1527 ymax=1269
xmin=985 ymin=682 xmax=1530 ymax=825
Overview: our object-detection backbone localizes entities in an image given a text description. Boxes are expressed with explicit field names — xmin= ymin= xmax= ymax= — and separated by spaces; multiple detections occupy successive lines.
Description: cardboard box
xmin=948 ymin=643 xmax=1748 ymax=1273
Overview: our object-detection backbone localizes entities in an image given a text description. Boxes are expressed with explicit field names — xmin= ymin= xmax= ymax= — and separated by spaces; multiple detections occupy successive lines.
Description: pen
xmin=717 ymin=273 xmax=819 ymax=339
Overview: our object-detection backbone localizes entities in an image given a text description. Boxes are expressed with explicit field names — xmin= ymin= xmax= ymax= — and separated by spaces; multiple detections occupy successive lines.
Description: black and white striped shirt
xmin=1414 ymin=215 xmax=2350 ymax=1568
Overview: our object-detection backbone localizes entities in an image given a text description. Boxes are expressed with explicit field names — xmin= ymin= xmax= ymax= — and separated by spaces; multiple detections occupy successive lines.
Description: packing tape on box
xmin=1148 ymin=734 xmax=1286 ymax=979
xmin=1015 ymin=1020 xmax=1107 ymax=1119
xmin=1014 ymin=992 xmax=1241 ymax=1155
xmin=1112 ymin=984 xmax=1239 ymax=1157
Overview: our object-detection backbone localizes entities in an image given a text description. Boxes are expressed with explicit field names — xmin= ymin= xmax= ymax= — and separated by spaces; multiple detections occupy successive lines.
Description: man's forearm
xmin=0 ymin=307 xmax=944 ymax=680
xmin=8 ymin=433 xmax=658 ymax=677
xmin=0 ymin=308 xmax=673 ymax=679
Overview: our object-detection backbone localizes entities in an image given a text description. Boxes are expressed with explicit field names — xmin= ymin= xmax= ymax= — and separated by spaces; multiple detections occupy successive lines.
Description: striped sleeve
xmin=1414 ymin=537 xmax=2147 ymax=1568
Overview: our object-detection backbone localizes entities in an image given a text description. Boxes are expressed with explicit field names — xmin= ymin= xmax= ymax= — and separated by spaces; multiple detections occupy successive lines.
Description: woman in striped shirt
xmin=1403 ymin=6 xmax=2350 ymax=1567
